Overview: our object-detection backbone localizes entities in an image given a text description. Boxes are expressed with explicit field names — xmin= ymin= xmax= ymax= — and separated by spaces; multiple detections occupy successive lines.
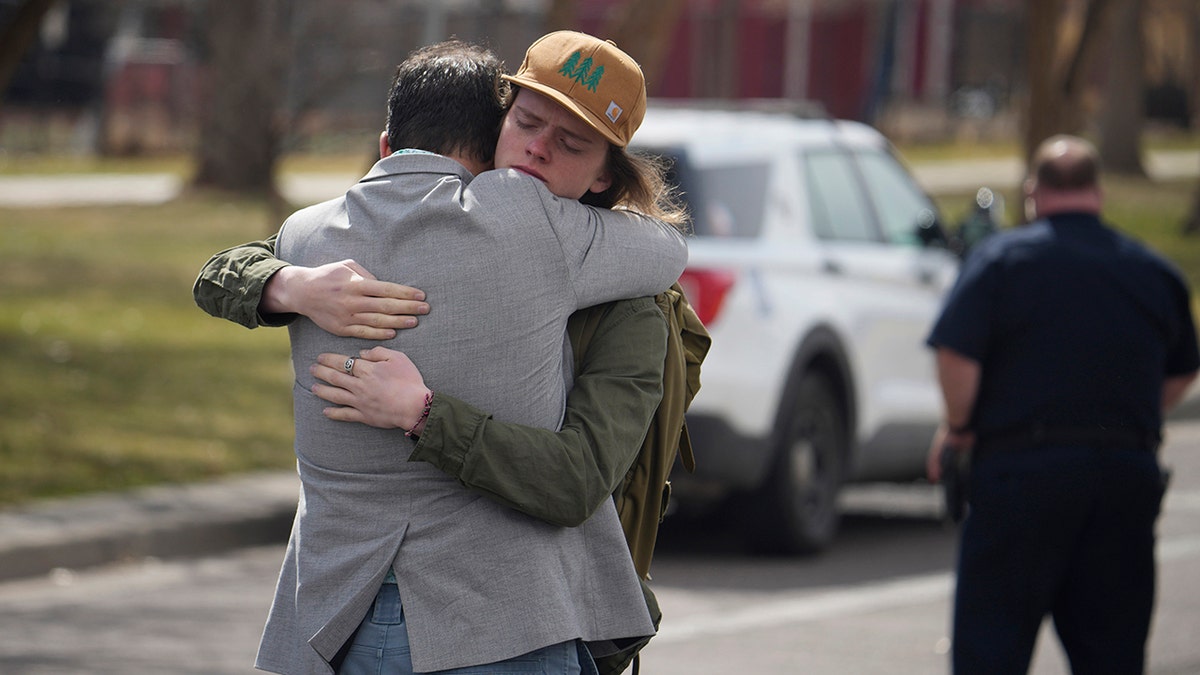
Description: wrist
xmin=405 ymin=390 xmax=434 ymax=438
xmin=946 ymin=422 xmax=971 ymax=435
xmin=261 ymin=264 xmax=299 ymax=314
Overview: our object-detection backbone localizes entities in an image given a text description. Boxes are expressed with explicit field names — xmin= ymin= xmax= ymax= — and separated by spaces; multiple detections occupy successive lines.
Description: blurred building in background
xmin=0 ymin=0 xmax=1196 ymax=155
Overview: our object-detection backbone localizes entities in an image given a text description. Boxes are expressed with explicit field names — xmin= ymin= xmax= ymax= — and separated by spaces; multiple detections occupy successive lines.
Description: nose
xmin=525 ymin=129 xmax=551 ymax=161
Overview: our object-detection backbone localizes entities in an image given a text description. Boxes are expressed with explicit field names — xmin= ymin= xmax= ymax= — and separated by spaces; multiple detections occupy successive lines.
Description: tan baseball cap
xmin=503 ymin=30 xmax=647 ymax=148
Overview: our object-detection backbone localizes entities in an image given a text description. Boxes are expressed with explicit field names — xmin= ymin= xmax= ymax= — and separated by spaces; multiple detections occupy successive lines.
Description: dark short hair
xmin=385 ymin=40 xmax=511 ymax=166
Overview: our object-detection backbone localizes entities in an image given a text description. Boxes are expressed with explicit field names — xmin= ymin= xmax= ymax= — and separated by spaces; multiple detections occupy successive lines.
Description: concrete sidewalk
xmin=908 ymin=148 xmax=1199 ymax=193
xmin=0 ymin=172 xmax=357 ymax=208
xmin=0 ymin=150 xmax=1196 ymax=208
xmin=0 ymin=471 xmax=299 ymax=583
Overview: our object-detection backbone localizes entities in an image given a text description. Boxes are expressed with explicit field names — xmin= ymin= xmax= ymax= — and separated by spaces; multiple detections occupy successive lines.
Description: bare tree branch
xmin=0 ymin=0 xmax=61 ymax=111
xmin=1060 ymin=0 xmax=1116 ymax=98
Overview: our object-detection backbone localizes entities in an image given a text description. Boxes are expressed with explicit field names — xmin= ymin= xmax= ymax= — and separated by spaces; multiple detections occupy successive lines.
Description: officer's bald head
xmin=1031 ymin=135 xmax=1100 ymax=191
xmin=1024 ymin=135 xmax=1103 ymax=219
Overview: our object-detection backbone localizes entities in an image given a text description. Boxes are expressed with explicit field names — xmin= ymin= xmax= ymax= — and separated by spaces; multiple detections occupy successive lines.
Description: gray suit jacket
xmin=256 ymin=152 xmax=686 ymax=673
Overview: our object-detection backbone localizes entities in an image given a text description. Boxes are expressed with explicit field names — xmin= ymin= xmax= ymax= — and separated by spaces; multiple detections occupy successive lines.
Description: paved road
xmin=639 ymin=417 xmax=1200 ymax=674
xmin=1 ymin=420 xmax=1197 ymax=674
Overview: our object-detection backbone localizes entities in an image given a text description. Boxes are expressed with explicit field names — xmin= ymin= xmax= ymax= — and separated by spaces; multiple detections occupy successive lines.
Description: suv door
xmin=669 ymin=154 xmax=794 ymax=489
xmin=802 ymin=147 xmax=958 ymax=480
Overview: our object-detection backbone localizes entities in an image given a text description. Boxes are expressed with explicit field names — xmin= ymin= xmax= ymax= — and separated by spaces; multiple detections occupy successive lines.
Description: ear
xmin=587 ymin=170 xmax=613 ymax=195
xmin=379 ymin=132 xmax=390 ymax=159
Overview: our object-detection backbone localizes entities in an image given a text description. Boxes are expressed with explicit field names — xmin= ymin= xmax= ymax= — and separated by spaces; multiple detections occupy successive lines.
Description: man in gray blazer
xmin=253 ymin=38 xmax=685 ymax=674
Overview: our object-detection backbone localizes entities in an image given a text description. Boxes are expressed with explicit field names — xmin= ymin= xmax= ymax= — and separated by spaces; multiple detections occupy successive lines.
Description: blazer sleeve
xmin=408 ymin=296 xmax=668 ymax=527
xmin=192 ymin=233 xmax=295 ymax=329
xmin=473 ymin=169 xmax=689 ymax=310
xmin=547 ymin=197 xmax=689 ymax=309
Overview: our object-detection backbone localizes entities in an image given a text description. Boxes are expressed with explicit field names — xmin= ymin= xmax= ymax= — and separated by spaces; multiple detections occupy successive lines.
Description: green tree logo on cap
xmin=558 ymin=51 xmax=605 ymax=92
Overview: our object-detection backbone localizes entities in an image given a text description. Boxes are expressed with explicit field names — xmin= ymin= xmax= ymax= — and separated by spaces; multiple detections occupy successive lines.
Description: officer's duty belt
xmin=975 ymin=425 xmax=1161 ymax=460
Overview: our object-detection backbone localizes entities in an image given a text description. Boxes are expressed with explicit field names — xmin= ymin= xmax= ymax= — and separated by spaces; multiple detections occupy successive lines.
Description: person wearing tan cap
xmin=194 ymin=34 xmax=700 ymax=675
xmin=494 ymin=30 xmax=650 ymax=204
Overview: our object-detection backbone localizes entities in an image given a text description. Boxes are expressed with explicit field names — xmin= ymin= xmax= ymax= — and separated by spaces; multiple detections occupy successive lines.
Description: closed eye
xmin=513 ymin=109 xmax=543 ymax=132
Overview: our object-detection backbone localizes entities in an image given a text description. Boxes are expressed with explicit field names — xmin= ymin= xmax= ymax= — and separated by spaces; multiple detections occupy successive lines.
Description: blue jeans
xmin=336 ymin=582 xmax=598 ymax=675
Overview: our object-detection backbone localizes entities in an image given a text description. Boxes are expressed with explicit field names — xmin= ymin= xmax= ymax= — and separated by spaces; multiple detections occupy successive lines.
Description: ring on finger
xmin=343 ymin=357 xmax=357 ymax=375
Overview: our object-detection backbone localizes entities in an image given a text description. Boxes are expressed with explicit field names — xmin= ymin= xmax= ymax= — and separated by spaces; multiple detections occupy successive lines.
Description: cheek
xmin=582 ymin=155 xmax=610 ymax=188
xmin=493 ymin=139 xmax=518 ymax=169
xmin=493 ymin=124 xmax=522 ymax=168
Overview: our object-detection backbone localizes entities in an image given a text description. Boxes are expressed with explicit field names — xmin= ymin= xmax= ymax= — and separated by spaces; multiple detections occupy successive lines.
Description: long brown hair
xmin=581 ymin=145 xmax=691 ymax=233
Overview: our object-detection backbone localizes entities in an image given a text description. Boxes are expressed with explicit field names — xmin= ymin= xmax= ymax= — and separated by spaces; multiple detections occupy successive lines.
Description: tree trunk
xmin=1185 ymin=178 xmax=1200 ymax=235
xmin=1023 ymin=0 xmax=1118 ymax=164
xmin=192 ymin=0 xmax=291 ymax=200
xmin=0 ymin=0 xmax=60 ymax=111
xmin=601 ymin=0 xmax=687 ymax=93
xmin=1098 ymin=0 xmax=1146 ymax=175
xmin=545 ymin=0 xmax=576 ymax=32
xmin=1024 ymin=0 xmax=1065 ymax=162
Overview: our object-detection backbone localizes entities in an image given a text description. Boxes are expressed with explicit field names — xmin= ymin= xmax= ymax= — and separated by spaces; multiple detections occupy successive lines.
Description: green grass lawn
xmin=1 ymin=168 xmax=1198 ymax=506
xmin=0 ymin=196 xmax=297 ymax=505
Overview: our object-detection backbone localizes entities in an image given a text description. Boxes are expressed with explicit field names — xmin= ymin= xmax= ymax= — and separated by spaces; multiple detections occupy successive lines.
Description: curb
xmin=2 ymin=410 xmax=1197 ymax=585
xmin=0 ymin=471 xmax=299 ymax=583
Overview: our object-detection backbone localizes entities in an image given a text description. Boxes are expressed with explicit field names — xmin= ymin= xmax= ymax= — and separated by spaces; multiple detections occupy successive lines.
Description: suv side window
xmin=666 ymin=152 xmax=770 ymax=238
xmin=854 ymin=149 xmax=937 ymax=246
xmin=804 ymin=150 xmax=876 ymax=242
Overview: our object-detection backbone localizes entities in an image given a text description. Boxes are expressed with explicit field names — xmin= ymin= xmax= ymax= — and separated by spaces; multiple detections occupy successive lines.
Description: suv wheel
xmin=748 ymin=372 xmax=846 ymax=554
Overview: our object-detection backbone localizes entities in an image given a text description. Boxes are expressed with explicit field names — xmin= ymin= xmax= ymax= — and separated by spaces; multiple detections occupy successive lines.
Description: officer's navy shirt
xmin=927 ymin=212 xmax=1200 ymax=438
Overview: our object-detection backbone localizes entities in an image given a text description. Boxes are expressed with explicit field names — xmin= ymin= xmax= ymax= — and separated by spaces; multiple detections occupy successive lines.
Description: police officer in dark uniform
xmin=925 ymin=135 xmax=1200 ymax=675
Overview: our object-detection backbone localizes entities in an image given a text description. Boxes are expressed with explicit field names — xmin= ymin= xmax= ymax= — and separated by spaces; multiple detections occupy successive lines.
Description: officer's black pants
xmin=952 ymin=445 xmax=1167 ymax=675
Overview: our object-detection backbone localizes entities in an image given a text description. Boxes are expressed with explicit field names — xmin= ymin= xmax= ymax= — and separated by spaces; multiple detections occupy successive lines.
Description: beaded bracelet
xmin=405 ymin=391 xmax=434 ymax=438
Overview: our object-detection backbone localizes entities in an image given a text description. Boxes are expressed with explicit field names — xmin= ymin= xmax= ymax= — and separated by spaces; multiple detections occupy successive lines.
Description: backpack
xmin=570 ymin=282 xmax=711 ymax=674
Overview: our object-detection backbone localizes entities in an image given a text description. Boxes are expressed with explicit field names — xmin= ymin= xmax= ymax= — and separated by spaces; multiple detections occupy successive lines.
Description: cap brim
xmin=503 ymin=74 xmax=624 ymax=147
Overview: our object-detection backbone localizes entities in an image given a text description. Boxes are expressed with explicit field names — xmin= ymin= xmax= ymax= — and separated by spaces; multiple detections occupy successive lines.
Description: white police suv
xmin=635 ymin=104 xmax=962 ymax=554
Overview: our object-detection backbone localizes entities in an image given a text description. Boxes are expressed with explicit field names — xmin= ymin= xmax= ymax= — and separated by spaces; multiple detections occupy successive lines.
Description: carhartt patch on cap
xmin=503 ymin=30 xmax=647 ymax=147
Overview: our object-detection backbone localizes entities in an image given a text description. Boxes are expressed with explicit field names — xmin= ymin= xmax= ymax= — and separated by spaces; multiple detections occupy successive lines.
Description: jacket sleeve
xmin=192 ymin=233 xmax=295 ymax=329
xmin=409 ymin=296 xmax=668 ymax=527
